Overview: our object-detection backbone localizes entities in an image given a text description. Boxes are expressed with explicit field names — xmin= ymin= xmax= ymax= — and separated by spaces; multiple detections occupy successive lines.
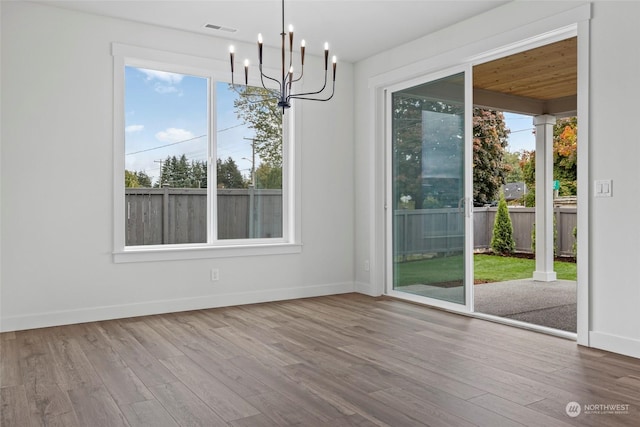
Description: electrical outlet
xmin=364 ymin=260 xmax=370 ymax=272
xmin=210 ymin=268 xmax=219 ymax=281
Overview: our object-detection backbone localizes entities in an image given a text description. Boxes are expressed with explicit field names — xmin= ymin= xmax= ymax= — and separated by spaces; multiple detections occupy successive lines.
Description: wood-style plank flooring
xmin=2 ymin=293 xmax=639 ymax=426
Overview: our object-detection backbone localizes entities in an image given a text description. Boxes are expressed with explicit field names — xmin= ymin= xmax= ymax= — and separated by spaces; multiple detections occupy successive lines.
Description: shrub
xmin=491 ymin=192 xmax=515 ymax=255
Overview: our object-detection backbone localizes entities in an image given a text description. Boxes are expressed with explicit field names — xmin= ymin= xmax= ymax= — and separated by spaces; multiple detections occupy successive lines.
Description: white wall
xmin=0 ymin=1 xmax=355 ymax=331
xmin=354 ymin=1 xmax=640 ymax=359
xmin=587 ymin=1 xmax=640 ymax=358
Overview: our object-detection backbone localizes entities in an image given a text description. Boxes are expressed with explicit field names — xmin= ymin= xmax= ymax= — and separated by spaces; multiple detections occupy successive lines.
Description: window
xmin=113 ymin=44 xmax=299 ymax=262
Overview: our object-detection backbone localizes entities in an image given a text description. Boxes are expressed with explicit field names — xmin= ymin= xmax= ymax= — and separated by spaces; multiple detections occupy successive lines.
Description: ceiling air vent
xmin=204 ymin=24 xmax=237 ymax=33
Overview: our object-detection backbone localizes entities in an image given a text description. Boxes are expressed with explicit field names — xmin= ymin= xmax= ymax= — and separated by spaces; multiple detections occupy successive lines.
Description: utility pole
xmin=154 ymin=159 xmax=164 ymax=186
xmin=243 ymin=137 xmax=258 ymax=238
xmin=243 ymin=137 xmax=257 ymax=186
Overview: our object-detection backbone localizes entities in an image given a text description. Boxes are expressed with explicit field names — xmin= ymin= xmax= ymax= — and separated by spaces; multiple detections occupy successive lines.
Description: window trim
xmin=112 ymin=43 xmax=301 ymax=263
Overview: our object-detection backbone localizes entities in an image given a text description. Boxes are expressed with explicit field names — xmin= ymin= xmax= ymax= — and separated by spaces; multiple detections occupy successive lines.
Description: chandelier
xmin=228 ymin=0 xmax=337 ymax=114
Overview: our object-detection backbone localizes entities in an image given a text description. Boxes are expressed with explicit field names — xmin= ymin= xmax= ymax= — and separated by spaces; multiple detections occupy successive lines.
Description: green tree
xmin=491 ymin=192 xmax=515 ymax=255
xmin=255 ymin=163 xmax=282 ymax=189
xmin=157 ymin=156 xmax=177 ymax=187
xmin=156 ymin=155 xmax=208 ymax=188
xmin=553 ymin=117 xmax=577 ymax=196
xmin=391 ymin=98 xmax=510 ymax=209
xmin=217 ymin=157 xmax=245 ymax=188
xmin=125 ymin=170 xmax=140 ymax=188
xmin=473 ymin=108 xmax=511 ymax=205
xmin=232 ymin=85 xmax=283 ymax=168
xmin=503 ymin=151 xmax=523 ymax=183
xmin=190 ymin=160 xmax=207 ymax=188
xmin=517 ymin=117 xmax=578 ymax=206
xmin=391 ymin=94 xmax=431 ymax=209
xmin=135 ymin=171 xmax=152 ymax=187
xmin=125 ymin=170 xmax=152 ymax=188
xmin=172 ymin=154 xmax=190 ymax=187
xmin=520 ymin=150 xmax=536 ymax=207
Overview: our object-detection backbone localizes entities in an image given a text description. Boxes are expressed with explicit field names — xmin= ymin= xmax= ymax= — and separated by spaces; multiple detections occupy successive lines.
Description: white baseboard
xmin=354 ymin=281 xmax=382 ymax=297
xmin=0 ymin=281 xmax=355 ymax=332
xmin=589 ymin=331 xmax=640 ymax=359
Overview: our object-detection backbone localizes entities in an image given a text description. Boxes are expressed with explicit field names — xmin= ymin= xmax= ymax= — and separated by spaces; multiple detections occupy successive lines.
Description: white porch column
xmin=533 ymin=114 xmax=557 ymax=282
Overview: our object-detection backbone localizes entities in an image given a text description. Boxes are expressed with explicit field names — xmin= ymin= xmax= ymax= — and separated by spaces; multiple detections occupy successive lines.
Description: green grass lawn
xmin=396 ymin=253 xmax=576 ymax=287
xmin=474 ymin=254 xmax=576 ymax=282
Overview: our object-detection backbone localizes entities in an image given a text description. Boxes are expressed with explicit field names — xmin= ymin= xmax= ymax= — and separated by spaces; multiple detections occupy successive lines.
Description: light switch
xmin=595 ymin=179 xmax=613 ymax=198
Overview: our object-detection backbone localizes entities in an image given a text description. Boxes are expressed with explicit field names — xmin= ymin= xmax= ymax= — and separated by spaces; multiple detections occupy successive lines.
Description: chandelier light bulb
xmin=332 ymin=56 xmax=337 ymax=81
xmin=229 ymin=45 xmax=235 ymax=73
xmin=257 ymin=34 xmax=263 ymax=64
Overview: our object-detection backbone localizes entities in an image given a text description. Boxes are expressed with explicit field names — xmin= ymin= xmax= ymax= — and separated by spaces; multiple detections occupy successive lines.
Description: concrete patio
xmin=401 ymin=278 xmax=577 ymax=332
xmin=474 ymin=279 xmax=577 ymax=332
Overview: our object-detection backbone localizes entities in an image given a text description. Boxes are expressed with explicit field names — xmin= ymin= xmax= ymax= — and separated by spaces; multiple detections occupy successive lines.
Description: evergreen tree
xmin=173 ymin=154 xmax=190 ymax=187
xmin=491 ymin=192 xmax=515 ymax=255
xmin=190 ymin=160 xmax=207 ymax=188
xmin=216 ymin=157 xmax=245 ymax=188
xmin=125 ymin=170 xmax=152 ymax=188
xmin=156 ymin=155 xmax=208 ymax=188
xmin=135 ymin=171 xmax=152 ymax=187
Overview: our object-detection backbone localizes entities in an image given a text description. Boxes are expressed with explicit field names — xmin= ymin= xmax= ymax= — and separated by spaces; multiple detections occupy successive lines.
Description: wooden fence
xmin=125 ymin=188 xmax=282 ymax=245
xmin=395 ymin=206 xmax=577 ymax=258
xmin=126 ymin=189 xmax=576 ymax=256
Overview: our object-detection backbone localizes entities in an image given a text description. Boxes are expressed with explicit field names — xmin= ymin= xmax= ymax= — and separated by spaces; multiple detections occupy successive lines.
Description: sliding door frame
xmin=384 ymin=64 xmax=474 ymax=314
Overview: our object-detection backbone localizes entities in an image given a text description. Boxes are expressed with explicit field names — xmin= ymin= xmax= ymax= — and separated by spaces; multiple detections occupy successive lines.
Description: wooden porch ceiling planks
xmin=473 ymin=37 xmax=577 ymax=116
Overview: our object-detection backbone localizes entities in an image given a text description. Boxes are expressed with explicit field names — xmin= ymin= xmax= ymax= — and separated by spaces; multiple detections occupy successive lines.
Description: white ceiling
xmin=40 ymin=0 xmax=510 ymax=63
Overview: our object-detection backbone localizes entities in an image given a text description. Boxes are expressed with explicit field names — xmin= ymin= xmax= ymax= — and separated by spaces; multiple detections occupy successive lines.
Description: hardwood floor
xmin=1 ymin=293 xmax=639 ymax=426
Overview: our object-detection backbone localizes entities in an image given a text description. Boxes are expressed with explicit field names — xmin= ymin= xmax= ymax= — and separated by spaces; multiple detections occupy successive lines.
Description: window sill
xmin=113 ymin=242 xmax=303 ymax=263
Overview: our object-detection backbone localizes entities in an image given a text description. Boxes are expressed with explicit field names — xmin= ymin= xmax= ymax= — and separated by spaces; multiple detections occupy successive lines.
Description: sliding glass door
xmin=387 ymin=68 xmax=473 ymax=311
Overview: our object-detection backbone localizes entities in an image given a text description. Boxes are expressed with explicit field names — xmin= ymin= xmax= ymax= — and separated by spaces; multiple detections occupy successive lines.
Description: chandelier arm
xmin=259 ymin=65 xmax=282 ymax=91
xmin=287 ymin=70 xmax=329 ymax=99
xmin=289 ymin=81 xmax=335 ymax=102
xmin=292 ymin=66 xmax=304 ymax=83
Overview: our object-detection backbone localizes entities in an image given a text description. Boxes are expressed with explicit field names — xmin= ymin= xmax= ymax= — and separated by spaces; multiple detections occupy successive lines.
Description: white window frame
xmin=112 ymin=43 xmax=301 ymax=263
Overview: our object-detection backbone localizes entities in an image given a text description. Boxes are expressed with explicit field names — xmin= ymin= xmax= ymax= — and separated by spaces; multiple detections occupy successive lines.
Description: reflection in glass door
xmin=390 ymin=71 xmax=470 ymax=307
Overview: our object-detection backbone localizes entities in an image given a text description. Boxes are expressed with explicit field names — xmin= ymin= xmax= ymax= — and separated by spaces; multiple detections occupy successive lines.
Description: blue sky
xmin=125 ymin=66 xmax=257 ymax=185
xmin=504 ymin=112 xmax=535 ymax=153
xmin=125 ymin=66 xmax=534 ymax=185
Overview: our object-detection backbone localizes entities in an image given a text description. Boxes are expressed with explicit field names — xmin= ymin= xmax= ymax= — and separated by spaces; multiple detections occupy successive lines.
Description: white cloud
xmin=139 ymin=69 xmax=183 ymax=84
xmin=153 ymin=84 xmax=181 ymax=95
xmin=155 ymin=128 xmax=195 ymax=143
xmin=125 ymin=124 xmax=144 ymax=133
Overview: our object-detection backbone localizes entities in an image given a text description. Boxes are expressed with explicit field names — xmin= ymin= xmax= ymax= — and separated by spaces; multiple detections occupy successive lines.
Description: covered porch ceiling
xmin=473 ymin=37 xmax=577 ymax=117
